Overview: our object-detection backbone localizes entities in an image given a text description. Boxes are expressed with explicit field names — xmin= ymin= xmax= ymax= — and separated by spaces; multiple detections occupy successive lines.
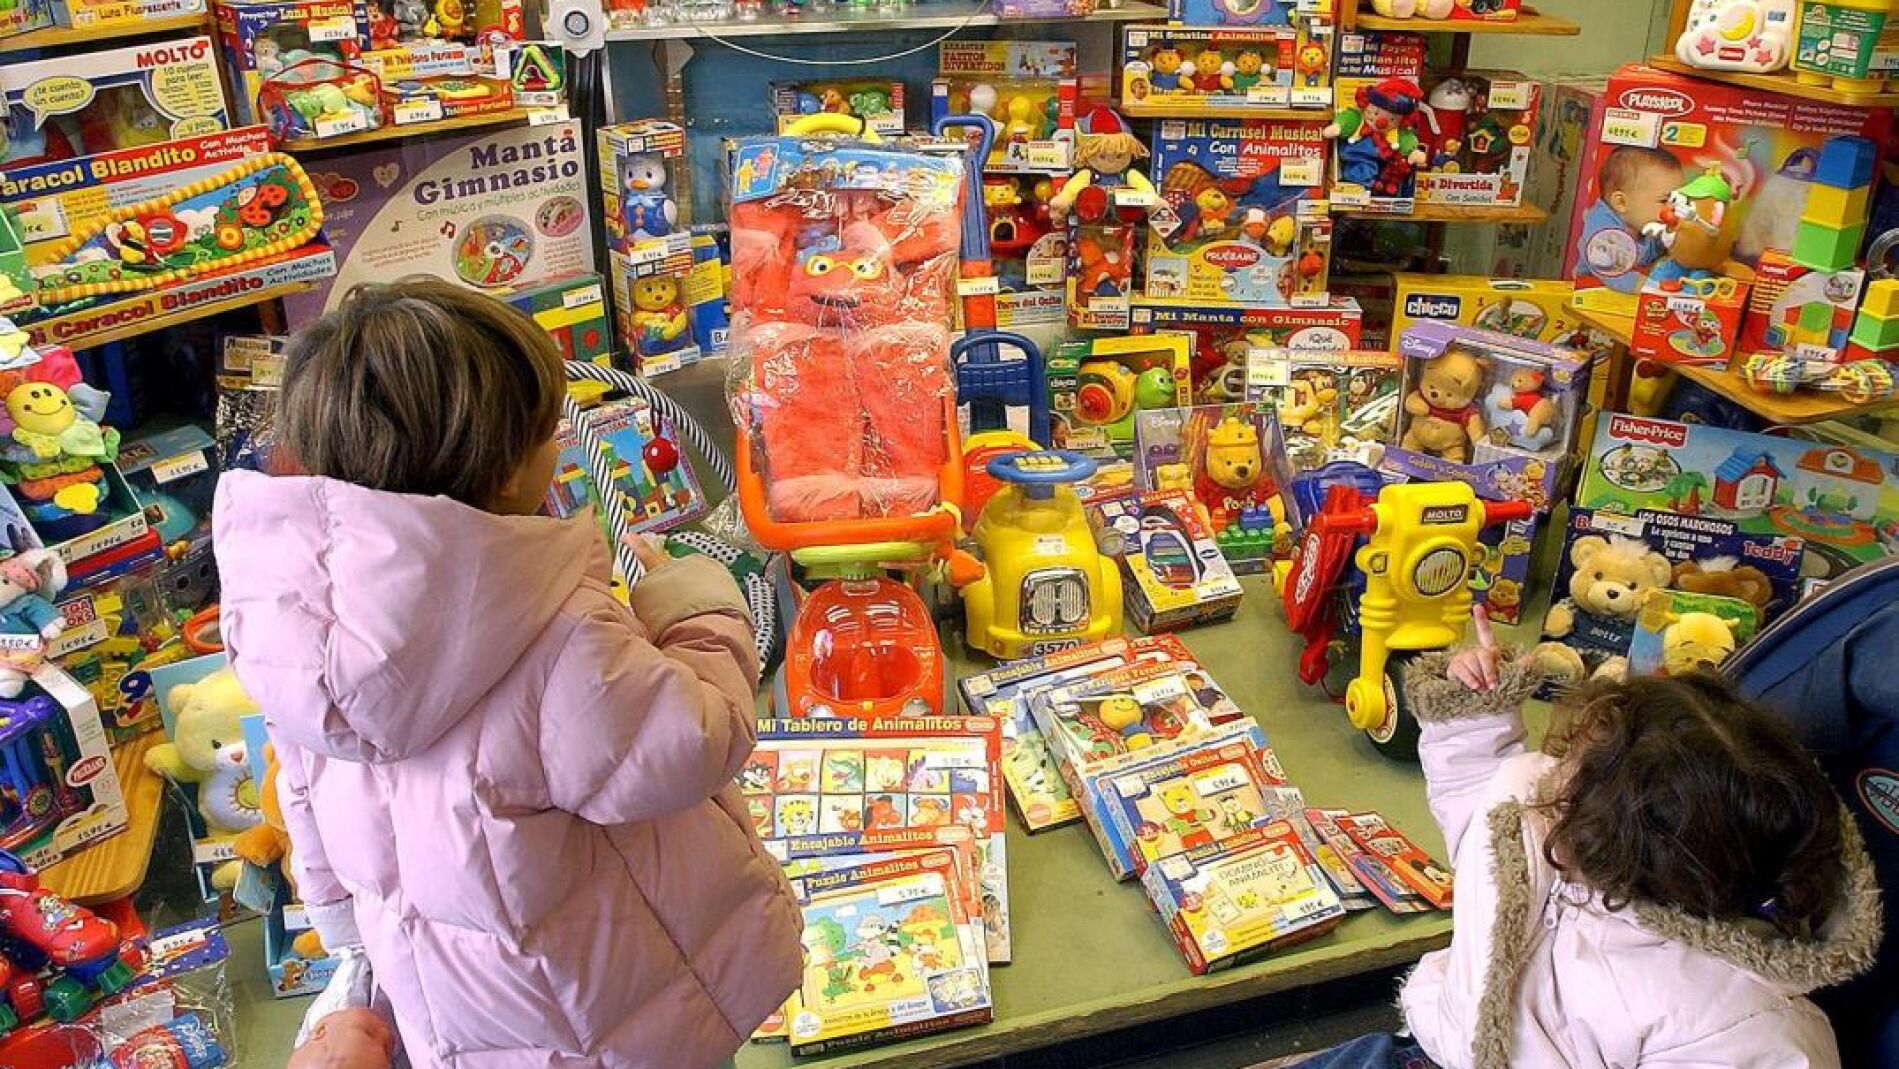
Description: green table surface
xmin=737 ymin=575 xmax=1522 ymax=1069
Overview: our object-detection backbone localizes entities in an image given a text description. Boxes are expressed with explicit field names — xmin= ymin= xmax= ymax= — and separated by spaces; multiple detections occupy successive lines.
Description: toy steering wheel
xmin=985 ymin=450 xmax=1097 ymax=497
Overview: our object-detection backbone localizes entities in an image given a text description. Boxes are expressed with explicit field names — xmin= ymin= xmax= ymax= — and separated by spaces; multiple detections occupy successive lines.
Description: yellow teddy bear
xmin=147 ymin=665 xmax=264 ymax=890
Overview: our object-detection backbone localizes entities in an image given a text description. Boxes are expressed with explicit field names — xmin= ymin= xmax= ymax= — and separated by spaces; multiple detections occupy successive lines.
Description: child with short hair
xmin=216 ymin=280 xmax=802 ymax=1069
xmin=1296 ymin=608 xmax=1881 ymax=1069
xmin=1574 ymin=145 xmax=1682 ymax=294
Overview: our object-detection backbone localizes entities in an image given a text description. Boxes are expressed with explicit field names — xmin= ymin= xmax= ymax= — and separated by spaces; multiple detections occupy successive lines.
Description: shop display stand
xmin=41 ymin=735 xmax=164 ymax=907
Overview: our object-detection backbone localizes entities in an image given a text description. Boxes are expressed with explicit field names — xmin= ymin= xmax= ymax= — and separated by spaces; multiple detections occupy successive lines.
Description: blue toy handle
xmin=985 ymin=450 xmax=1097 ymax=498
xmin=0 ymin=848 xmax=26 ymax=876
xmin=932 ymin=114 xmax=998 ymax=260
xmin=951 ymin=331 xmax=1051 ymax=446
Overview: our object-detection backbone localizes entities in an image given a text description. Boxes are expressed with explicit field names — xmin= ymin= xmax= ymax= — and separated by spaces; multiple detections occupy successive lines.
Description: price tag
xmin=1600 ymin=107 xmax=1660 ymax=148
xmin=562 ymin=283 xmax=603 ymax=309
xmin=528 ymin=105 xmax=572 ymax=126
xmin=1247 ymin=350 xmax=1292 ymax=388
xmin=192 ymin=840 xmax=237 ymax=864
xmin=308 ymin=15 xmax=356 ymax=40
xmin=394 ymin=98 xmax=445 ymax=126
xmin=957 ymin=276 xmax=1001 ymax=297
xmin=151 ymin=451 xmax=210 ymax=484
xmin=1281 ymin=157 xmax=1324 ymax=187
xmin=314 ymin=112 xmax=372 ymax=138
xmin=252 ymin=353 xmax=286 ymax=387
xmin=283 ymin=904 xmax=312 ymax=931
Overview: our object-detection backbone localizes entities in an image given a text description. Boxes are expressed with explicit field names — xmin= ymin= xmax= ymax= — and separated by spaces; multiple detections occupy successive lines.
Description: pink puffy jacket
xmin=215 ymin=472 xmax=803 ymax=1069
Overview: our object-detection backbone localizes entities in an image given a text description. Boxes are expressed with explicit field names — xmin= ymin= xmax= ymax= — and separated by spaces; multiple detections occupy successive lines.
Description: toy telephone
xmin=1673 ymin=0 xmax=1795 ymax=72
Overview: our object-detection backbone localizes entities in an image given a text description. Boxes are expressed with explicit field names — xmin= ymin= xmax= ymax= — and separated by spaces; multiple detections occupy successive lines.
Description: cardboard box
xmin=773 ymin=78 xmax=906 ymax=137
xmin=48 ymin=0 xmax=203 ymax=33
xmin=1242 ymin=348 xmax=1401 ymax=472
xmin=212 ymin=0 xmax=372 ymax=127
xmin=495 ymin=271 xmax=614 ymax=368
xmin=1144 ymin=117 xmax=1331 ymax=308
xmin=0 ymin=0 xmax=54 ymax=39
xmin=1143 ymin=820 xmax=1345 ymax=974
xmin=1121 ymin=26 xmax=1324 ymax=113
xmin=1096 ymin=488 xmax=1244 ymax=631
xmin=0 ymin=37 xmax=228 ymax=173
xmin=1739 ymin=249 xmax=1865 ymax=359
xmin=1132 ymin=402 xmax=1299 ymax=572
xmin=1631 ymin=278 xmax=1751 ymax=367
xmin=932 ymin=42 xmax=1077 ymax=173
xmin=607 ymin=236 xmax=701 ymax=375
xmin=597 ymin=119 xmax=684 ymax=255
xmin=283 ymin=120 xmax=593 ymax=326
xmin=1047 ymin=334 xmax=1193 ymax=459
xmin=1569 ymin=63 xmax=1891 ymax=311
xmin=0 ymin=666 xmax=128 ymax=873
xmin=1501 ymin=78 xmax=1606 ymax=280
xmin=1391 ymin=274 xmax=1618 ymax=364
xmin=1133 ymin=297 xmax=1362 ymax=404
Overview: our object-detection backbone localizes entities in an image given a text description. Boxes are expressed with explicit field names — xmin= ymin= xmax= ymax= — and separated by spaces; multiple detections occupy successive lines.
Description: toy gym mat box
xmin=282 ymin=119 xmax=593 ymax=323
xmin=1567 ymin=63 xmax=1892 ymax=312
xmin=1132 ymin=297 xmax=1363 ymax=404
xmin=0 ymin=665 xmax=127 ymax=873
xmin=213 ymin=0 xmax=372 ymax=127
xmin=0 ymin=36 xmax=230 ymax=173
xmin=1120 ymin=26 xmax=1311 ymax=113
xmin=1391 ymin=274 xmax=1619 ymax=364
xmin=1576 ymin=414 xmax=1899 ymax=578
xmin=1143 ymin=117 xmax=1332 ymax=308
xmin=1143 ymin=820 xmax=1346 ymax=975
xmin=1096 ymin=488 xmax=1245 ymax=632
xmin=931 ymin=41 xmax=1078 ymax=173
xmin=1047 ymin=334 xmax=1193 ymax=460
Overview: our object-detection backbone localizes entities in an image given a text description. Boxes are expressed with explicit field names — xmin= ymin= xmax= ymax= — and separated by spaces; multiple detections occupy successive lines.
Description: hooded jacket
xmin=214 ymin=472 xmax=802 ymax=1069
xmin=1397 ymin=652 xmax=1882 ymax=1069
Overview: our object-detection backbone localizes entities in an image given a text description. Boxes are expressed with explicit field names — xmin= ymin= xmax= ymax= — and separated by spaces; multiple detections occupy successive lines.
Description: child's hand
xmin=1448 ymin=605 xmax=1503 ymax=693
xmin=622 ymin=533 xmax=673 ymax=574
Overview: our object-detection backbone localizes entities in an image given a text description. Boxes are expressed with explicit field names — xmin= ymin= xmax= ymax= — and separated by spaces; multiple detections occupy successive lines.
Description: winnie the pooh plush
xmin=1484 ymin=366 xmax=1558 ymax=451
xmin=1193 ymin=415 xmax=1275 ymax=529
xmin=1401 ymin=350 xmax=1487 ymax=462
xmin=1538 ymin=534 xmax=1673 ymax=680
xmin=235 ymin=744 xmax=326 ymax=959
xmin=147 ymin=665 xmax=264 ymax=890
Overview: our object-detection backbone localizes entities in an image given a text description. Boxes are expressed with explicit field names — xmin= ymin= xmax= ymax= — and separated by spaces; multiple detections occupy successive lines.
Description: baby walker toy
xmin=963 ymin=451 xmax=1122 ymax=660
xmin=1278 ymin=464 xmax=1530 ymax=757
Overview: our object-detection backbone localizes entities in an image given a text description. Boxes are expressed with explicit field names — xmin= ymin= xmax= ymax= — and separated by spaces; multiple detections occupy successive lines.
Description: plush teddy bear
xmin=1538 ymin=534 xmax=1673 ymax=680
xmin=0 ymin=549 xmax=67 ymax=698
xmin=1671 ymin=557 xmax=1775 ymax=618
xmin=147 ymin=666 xmax=264 ymax=890
xmin=1484 ymin=367 xmax=1558 ymax=451
xmin=1660 ymin=611 xmax=1740 ymax=676
xmin=1401 ymin=350 xmax=1487 ymax=462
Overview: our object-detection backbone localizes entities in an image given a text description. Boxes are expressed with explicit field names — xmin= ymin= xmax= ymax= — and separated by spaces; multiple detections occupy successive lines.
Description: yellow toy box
xmin=1142 ymin=820 xmax=1346 ymax=974
xmin=48 ymin=0 xmax=203 ymax=31
xmin=1047 ymin=334 xmax=1193 ymax=460
xmin=1391 ymin=274 xmax=1619 ymax=363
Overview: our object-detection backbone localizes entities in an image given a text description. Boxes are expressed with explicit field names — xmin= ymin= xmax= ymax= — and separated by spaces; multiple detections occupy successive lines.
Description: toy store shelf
xmin=42 ymin=734 xmax=163 ymax=907
xmin=1331 ymin=201 xmax=1548 ymax=224
xmin=736 ymin=581 xmax=1468 ymax=1069
xmin=0 ymin=13 xmax=208 ymax=54
xmin=1574 ymin=305 xmax=1634 ymax=345
xmin=1645 ymin=56 xmax=1899 ymax=109
xmin=23 ymin=279 xmax=318 ymax=353
xmin=1121 ymin=102 xmax=1333 ymax=120
xmin=605 ymin=0 xmax=1170 ymax=40
xmin=1353 ymin=5 xmax=1577 ymax=34
xmin=278 ymin=106 xmax=540 ymax=153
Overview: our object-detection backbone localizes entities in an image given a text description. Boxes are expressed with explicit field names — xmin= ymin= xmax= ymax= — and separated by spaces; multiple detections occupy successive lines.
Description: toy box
xmin=1410 ymin=72 xmax=1540 ymax=208
xmin=495 ymin=271 xmax=613 ymax=368
xmin=1143 ymin=118 xmax=1332 ymax=308
xmin=1121 ymin=26 xmax=1328 ymax=113
xmin=607 ymin=237 xmax=701 ymax=374
xmin=1 ymin=36 xmax=229 ymax=172
xmin=1539 ymin=505 xmax=1803 ymax=676
xmin=958 ymin=634 xmax=1196 ymax=831
xmin=1576 ymin=413 xmax=1896 ymax=578
xmin=978 ymin=174 xmax=1066 ymax=303
xmin=1133 ymin=403 xmax=1299 ymax=572
xmin=213 ymin=0 xmax=372 ymax=127
xmin=1047 ymin=335 xmax=1193 ymax=459
xmin=1332 ymin=811 xmax=1451 ymax=909
xmin=779 ymin=848 xmax=992 ymax=1056
xmin=1243 ymin=349 xmax=1402 ymax=471
xmin=1568 ymin=64 xmax=1891 ymax=310
xmin=48 ymin=0 xmax=204 ymax=30
xmin=48 ymin=559 xmax=193 ymax=741
xmin=118 ymin=424 xmax=217 ymax=548
xmin=0 ymin=665 xmax=126 ymax=873
xmin=1131 ymin=297 xmax=1362 ymax=403
xmin=1102 ymin=729 xmax=1286 ymax=875
xmin=1739 ymin=249 xmax=1866 ymax=360
xmin=264 ymin=900 xmax=337 ymax=996
xmin=1471 ymin=509 xmax=1539 ymax=624
xmin=1385 ymin=321 xmax=1591 ymax=512
xmin=685 ymin=227 xmax=729 ymax=359
xmin=598 ymin=119 xmax=683 ymax=254
xmin=1499 ymin=78 xmax=1607 ymax=279
xmin=932 ymin=41 xmax=1077 ymax=173
xmin=1067 ymin=716 xmax=1270 ymax=879
xmin=1305 ymin=807 xmax=1433 ymax=913
xmin=1391 ymin=274 xmax=1618 ymax=363
xmin=1630 ymin=277 xmax=1751 ymax=366
xmin=0 ymin=0 xmax=53 ymax=40
xmin=546 ymin=393 xmax=706 ymax=535
xmin=1791 ymin=0 xmax=1899 ymax=89
xmin=1096 ymin=488 xmax=1245 ymax=631
xmin=282 ymin=119 xmax=593 ymax=323
xmin=1143 ymin=820 xmax=1345 ymax=974
xmin=773 ymin=79 xmax=906 ymax=138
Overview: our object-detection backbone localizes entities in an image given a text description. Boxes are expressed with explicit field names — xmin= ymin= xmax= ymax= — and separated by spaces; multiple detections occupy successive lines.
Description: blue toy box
xmin=1142 ymin=118 xmax=1332 ymax=308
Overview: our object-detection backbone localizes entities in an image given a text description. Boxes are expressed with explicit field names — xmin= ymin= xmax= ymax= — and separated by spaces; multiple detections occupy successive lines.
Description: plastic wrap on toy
xmin=725 ymin=136 xmax=965 ymax=526
xmin=92 ymin=918 xmax=239 ymax=1067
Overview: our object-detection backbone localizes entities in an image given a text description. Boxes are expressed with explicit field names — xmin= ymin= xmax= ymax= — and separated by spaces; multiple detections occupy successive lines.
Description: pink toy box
xmin=1567 ymin=63 xmax=1892 ymax=312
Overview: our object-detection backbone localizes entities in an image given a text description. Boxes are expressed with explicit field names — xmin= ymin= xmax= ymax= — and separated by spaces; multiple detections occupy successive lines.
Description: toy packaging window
xmin=1144 ymin=118 xmax=1332 ymax=308
xmin=1133 ymin=402 xmax=1300 ymax=573
xmin=0 ymin=36 xmax=229 ymax=173
xmin=931 ymin=41 xmax=1078 ymax=174
xmin=1242 ymin=349 xmax=1401 ymax=472
xmin=1131 ymin=297 xmax=1364 ymax=404
xmin=1047 ymin=334 xmax=1194 ymax=460
xmin=724 ymin=136 xmax=965 ymax=526
xmin=148 ymin=653 xmax=263 ymax=903
xmin=1120 ymin=25 xmax=1333 ymax=114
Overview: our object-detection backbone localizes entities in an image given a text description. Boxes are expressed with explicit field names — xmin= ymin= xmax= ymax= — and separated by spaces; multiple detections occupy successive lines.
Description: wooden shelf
xmin=1646 ymin=56 xmax=1899 ymax=109
xmin=1331 ymin=200 xmax=1548 ymax=224
xmin=607 ymin=0 xmax=1168 ymax=40
xmin=1572 ymin=305 xmax=1895 ymax=424
xmin=1120 ymin=102 xmax=1331 ymax=121
xmin=0 ymin=12 xmax=206 ymax=54
xmin=1353 ymin=4 xmax=1578 ymax=34
xmin=278 ymin=106 xmax=540 ymax=153
xmin=42 ymin=735 xmax=162 ymax=906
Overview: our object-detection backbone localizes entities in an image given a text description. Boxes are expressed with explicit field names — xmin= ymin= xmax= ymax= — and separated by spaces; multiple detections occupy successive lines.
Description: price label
xmin=1600 ymin=107 xmax=1660 ymax=148
xmin=1281 ymin=157 xmax=1324 ymax=187
xmin=562 ymin=283 xmax=603 ymax=309
xmin=152 ymin=451 xmax=210 ymax=484
xmin=528 ymin=105 xmax=572 ymax=126
xmin=313 ymin=112 xmax=371 ymax=138
xmin=308 ymin=15 xmax=356 ymax=40
xmin=252 ymin=353 xmax=286 ymax=387
xmin=1247 ymin=350 xmax=1292 ymax=387
xmin=394 ymin=98 xmax=445 ymax=125
xmin=957 ymin=276 xmax=1001 ymax=297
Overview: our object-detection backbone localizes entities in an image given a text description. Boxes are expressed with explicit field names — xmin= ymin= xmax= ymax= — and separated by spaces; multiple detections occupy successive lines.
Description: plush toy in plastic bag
xmin=726 ymin=136 xmax=965 ymax=524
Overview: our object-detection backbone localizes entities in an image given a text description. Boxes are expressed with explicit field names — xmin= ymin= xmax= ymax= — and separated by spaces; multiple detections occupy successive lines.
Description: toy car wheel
xmin=1367 ymin=652 xmax=1422 ymax=762
xmin=41 ymin=977 xmax=89 ymax=1023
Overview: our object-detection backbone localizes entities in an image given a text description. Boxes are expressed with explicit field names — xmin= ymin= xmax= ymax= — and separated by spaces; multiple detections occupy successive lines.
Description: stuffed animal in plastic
xmin=1671 ymin=557 xmax=1775 ymax=616
xmin=1401 ymin=349 xmax=1487 ymax=461
xmin=148 ymin=666 xmax=264 ymax=889
xmin=0 ymin=550 xmax=65 ymax=698
xmin=1538 ymin=534 xmax=1673 ymax=681
xmin=1484 ymin=366 xmax=1557 ymax=450
xmin=728 ymin=152 xmax=962 ymax=522
xmin=0 ymin=376 xmax=119 ymax=517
